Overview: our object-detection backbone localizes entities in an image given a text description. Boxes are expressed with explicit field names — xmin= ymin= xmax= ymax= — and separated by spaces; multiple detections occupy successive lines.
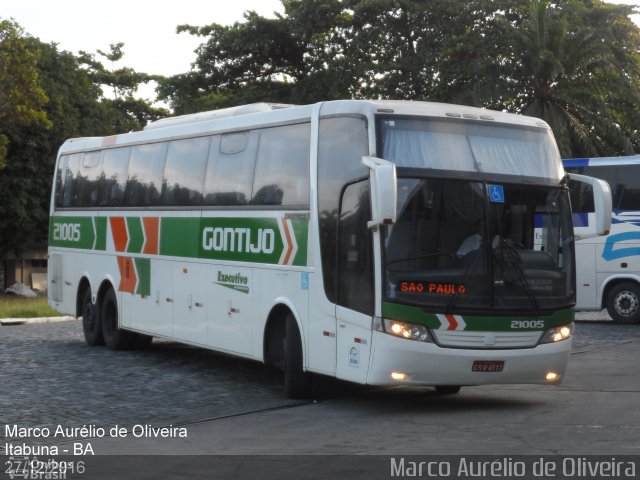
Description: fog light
xmin=546 ymin=372 xmax=559 ymax=381
xmin=391 ymin=372 xmax=407 ymax=381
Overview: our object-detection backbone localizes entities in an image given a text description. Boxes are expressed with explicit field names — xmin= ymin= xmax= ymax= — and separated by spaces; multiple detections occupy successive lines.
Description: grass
xmin=0 ymin=295 xmax=62 ymax=318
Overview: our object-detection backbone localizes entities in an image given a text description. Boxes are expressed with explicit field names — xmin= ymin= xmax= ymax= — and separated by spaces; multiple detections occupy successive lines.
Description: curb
xmin=0 ymin=316 xmax=76 ymax=326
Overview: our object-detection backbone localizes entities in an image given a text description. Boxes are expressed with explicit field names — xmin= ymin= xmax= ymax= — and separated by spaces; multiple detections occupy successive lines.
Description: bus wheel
xmin=435 ymin=386 xmax=461 ymax=395
xmin=81 ymin=288 xmax=103 ymax=346
xmin=100 ymin=288 xmax=135 ymax=350
xmin=284 ymin=313 xmax=312 ymax=399
xmin=606 ymin=282 xmax=640 ymax=324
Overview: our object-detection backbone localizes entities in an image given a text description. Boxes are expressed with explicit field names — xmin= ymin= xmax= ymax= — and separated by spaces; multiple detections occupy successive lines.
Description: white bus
xmin=48 ymin=100 xmax=611 ymax=398
xmin=565 ymin=155 xmax=640 ymax=324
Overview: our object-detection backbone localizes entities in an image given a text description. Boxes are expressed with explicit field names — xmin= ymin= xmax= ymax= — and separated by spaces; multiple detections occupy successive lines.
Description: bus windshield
xmin=383 ymin=177 xmax=575 ymax=314
xmin=378 ymin=117 xmax=563 ymax=181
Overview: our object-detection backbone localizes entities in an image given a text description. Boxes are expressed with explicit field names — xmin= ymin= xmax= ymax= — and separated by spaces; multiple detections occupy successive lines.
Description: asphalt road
xmin=1 ymin=312 xmax=639 ymax=478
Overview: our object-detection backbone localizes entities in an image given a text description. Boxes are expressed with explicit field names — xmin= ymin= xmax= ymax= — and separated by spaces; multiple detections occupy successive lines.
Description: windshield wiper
xmin=494 ymin=241 xmax=540 ymax=312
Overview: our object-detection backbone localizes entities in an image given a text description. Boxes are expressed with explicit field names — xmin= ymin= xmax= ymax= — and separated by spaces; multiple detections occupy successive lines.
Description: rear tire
xmin=606 ymin=282 xmax=640 ymax=324
xmin=100 ymin=288 xmax=135 ymax=350
xmin=81 ymin=288 xmax=103 ymax=346
xmin=284 ymin=313 xmax=312 ymax=399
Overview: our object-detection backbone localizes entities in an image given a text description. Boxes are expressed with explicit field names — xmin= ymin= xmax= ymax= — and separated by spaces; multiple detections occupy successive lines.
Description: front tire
xmin=284 ymin=313 xmax=312 ymax=399
xmin=606 ymin=282 xmax=640 ymax=324
xmin=100 ymin=288 xmax=135 ymax=350
xmin=81 ymin=288 xmax=103 ymax=346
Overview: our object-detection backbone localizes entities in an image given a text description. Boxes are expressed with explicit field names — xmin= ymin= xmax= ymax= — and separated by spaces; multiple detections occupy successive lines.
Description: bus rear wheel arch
xmin=606 ymin=281 xmax=640 ymax=324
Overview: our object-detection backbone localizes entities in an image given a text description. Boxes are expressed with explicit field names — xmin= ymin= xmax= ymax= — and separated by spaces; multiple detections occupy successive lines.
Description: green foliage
xmin=0 ymin=29 xmax=168 ymax=259
xmin=80 ymin=43 xmax=168 ymax=132
xmin=160 ymin=0 xmax=640 ymax=157
xmin=0 ymin=19 xmax=51 ymax=167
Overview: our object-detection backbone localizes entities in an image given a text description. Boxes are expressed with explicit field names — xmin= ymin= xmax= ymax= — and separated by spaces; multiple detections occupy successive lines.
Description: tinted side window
xmin=162 ymin=137 xmax=210 ymax=206
xmin=568 ymin=180 xmax=594 ymax=213
xmin=251 ymin=123 xmax=310 ymax=206
xmin=615 ymin=165 xmax=640 ymax=211
xmin=317 ymin=117 xmax=369 ymax=303
xmin=62 ymin=153 xmax=81 ymax=207
xmin=74 ymin=151 xmax=102 ymax=207
xmin=125 ymin=143 xmax=168 ymax=206
xmin=55 ymin=155 xmax=70 ymax=208
xmin=204 ymin=132 xmax=259 ymax=206
xmin=568 ymin=165 xmax=618 ymax=208
xmin=100 ymin=147 xmax=130 ymax=206
xmin=338 ymin=180 xmax=373 ymax=314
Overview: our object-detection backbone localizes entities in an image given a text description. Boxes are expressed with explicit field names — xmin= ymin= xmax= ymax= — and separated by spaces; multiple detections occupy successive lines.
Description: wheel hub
xmin=615 ymin=291 xmax=639 ymax=317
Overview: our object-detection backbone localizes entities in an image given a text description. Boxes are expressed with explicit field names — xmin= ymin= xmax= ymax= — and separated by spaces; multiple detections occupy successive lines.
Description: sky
xmin=3 ymin=0 xmax=285 ymax=102
xmin=2 ymin=0 xmax=639 ymax=104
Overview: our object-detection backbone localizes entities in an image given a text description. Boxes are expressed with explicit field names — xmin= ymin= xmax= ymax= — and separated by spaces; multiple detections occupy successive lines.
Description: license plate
xmin=472 ymin=360 xmax=504 ymax=372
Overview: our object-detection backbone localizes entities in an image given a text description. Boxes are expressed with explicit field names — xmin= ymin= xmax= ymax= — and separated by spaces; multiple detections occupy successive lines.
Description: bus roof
xmin=563 ymin=155 xmax=640 ymax=168
xmin=58 ymin=100 xmax=553 ymax=155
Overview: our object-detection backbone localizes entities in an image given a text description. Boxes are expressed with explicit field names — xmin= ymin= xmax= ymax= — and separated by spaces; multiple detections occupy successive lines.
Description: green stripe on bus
xmin=50 ymin=215 xmax=309 ymax=267
xmin=159 ymin=217 xmax=202 ymax=258
xmin=126 ymin=217 xmax=144 ymax=253
xmin=93 ymin=217 xmax=107 ymax=251
xmin=381 ymin=301 xmax=574 ymax=331
xmin=49 ymin=216 xmax=96 ymax=249
xmin=134 ymin=257 xmax=151 ymax=296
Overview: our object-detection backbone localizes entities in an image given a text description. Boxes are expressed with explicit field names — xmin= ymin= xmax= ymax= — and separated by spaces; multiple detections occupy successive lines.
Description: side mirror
xmin=362 ymin=156 xmax=397 ymax=228
xmin=568 ymin=173 xmax=612 ymax=240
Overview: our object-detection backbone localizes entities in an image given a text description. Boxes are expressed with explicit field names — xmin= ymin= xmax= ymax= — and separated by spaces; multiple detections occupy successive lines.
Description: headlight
xmin=382 ymin=319 xmax=433 ymax=343
xmin=539 ymin=323 xmax=574 ymax=344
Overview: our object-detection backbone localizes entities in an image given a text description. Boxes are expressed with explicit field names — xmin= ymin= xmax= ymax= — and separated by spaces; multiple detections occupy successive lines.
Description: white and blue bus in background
xmin=564 ymin=155 xmax=640 ymax=324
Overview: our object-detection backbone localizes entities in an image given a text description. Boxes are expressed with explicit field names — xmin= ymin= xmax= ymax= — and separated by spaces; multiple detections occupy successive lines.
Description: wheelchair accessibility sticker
xmin=488 ymin=184 xmax=505 ymax=203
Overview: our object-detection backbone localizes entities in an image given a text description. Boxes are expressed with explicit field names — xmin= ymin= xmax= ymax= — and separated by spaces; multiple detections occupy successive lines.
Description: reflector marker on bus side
xmin=436 ymin=314 xmax=467 ymax=331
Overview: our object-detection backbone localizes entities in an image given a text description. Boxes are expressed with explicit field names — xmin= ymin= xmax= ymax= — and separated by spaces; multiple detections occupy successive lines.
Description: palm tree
xmin=501 ymin=0 xmax=640 ymax=157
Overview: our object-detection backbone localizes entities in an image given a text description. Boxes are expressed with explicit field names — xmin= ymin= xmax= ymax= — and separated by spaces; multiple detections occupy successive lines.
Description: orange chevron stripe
xmin=281 ymin=218 xmax=294 ymax=265
xmin=117 ymin=256 xmax=137 ymax=293
xmin=110 ymin=217 xmax=128 ymax=252
xmin=142 ymin=217 xmax=159 ymax=255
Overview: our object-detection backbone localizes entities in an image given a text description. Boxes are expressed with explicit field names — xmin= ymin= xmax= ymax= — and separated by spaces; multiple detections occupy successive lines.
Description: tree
xmin=161 ymin=0 xmax=640 ymax=157
xmin=0 ymin=37 xmax=112 ymax=259
xmin=157 ymin=0 xmax=355 ymax=113
xmin=80 ymin=43 xmax=168 ymax=132
xmin=490 ymin=1 xmax=640 ymax=157
xmin=0 ymin=19 xmax=50 ymax=167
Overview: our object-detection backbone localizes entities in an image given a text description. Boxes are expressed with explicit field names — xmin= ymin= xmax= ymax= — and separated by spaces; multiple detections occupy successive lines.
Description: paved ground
xmin=1 ymin=310 xmax=639 ymax=470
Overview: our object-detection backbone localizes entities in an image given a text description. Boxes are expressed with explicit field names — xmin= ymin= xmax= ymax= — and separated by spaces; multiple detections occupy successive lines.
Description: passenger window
xmin=125 ymin=143 xmax=168 ymax=206
xmin=615 ymin=165 xmax=640 ymax=211
xmin=100 ymin=147 xmax=131 ymax=206
xmin=204 ymin=132 xmax=259 ymax=206
xmin=61 ymin=153 xmax=81 ymax=207
xmin=74 ymin=151 xmax=102 ymax=207
xmin=251 ymin=124 xmax=310 ymax=206
xmin=220 ymin=132 xmax=249 ymax=154
xmin=55 ymin=155 xmax=70 ymax=208
xmin=162 ymin=137 xmax=209 ymax=206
